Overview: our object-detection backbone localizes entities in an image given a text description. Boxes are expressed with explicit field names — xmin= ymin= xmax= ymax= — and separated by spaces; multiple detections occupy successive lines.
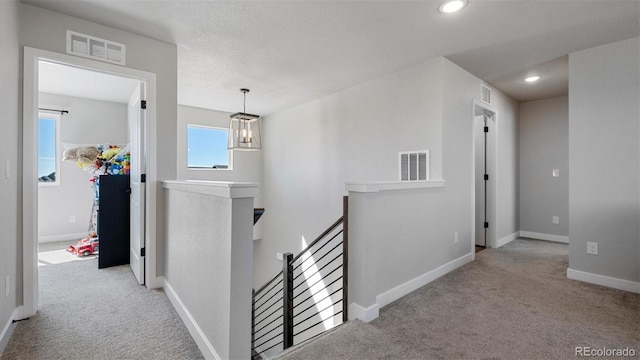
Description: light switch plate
xmin=552 ymin=169 xmax=560 ymax=177
xmin=552 ymin=216 xmax=559 ymax=224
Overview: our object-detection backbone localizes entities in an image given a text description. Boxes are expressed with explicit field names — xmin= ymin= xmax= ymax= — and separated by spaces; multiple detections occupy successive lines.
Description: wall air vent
xmin=399 ymin=150 xmax=430 ymax=181
xmin=481 ymin=84 xmax=492 ymax=104
xmin=66 ymin=31 xmax=126 ymax=65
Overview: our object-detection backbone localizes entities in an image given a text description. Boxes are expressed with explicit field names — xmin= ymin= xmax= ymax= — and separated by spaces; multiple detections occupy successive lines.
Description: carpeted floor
xmin=1 ymin=251 xmax=203 ymax=360
xmin=278 ymin=238 xmax=640 ymax=360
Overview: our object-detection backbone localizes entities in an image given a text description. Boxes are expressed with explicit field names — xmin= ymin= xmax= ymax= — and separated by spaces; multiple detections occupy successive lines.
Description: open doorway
xmin=22 ymin=47 xmax=157 ymax=319
xmin=36 ymin=61 xmax=138 ymax=272
xmin=473 ymin=100 xmax=497 ymax=251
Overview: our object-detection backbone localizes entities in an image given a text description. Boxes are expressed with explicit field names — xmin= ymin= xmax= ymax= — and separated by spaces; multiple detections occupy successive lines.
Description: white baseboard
xmin=520 ymin=231 xmax=568 ymax=244
xmin=163 ymin=280 xmax=221 ymax=360
xmin=348 ymin=302 xmax=379 ymax=323
xmin=377 ymin=252 xmax=474 ymax=309
xmin=38 ymin=232 xmax=87 ymax=243
xmin=495 ymin=231 xmax=520 ymax=248
xmin=567 ymin=268 xmax=640 ymax=294
xmin=1 ymin=308 xmax=19 ymax=356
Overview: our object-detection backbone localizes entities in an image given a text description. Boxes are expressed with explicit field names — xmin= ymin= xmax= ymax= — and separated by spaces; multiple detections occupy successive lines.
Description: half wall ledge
xmin=345 ymin=180 xmax=446 ymax=193
xmin=162 ymin=180 xmax=260 ymax=198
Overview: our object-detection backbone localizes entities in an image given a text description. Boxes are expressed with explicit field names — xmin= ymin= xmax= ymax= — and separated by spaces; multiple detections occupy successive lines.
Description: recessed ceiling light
xmin=525 ymin=75 xmax=541 ymax=83
xmin=439 ymin=0 xmax=468 ymax=14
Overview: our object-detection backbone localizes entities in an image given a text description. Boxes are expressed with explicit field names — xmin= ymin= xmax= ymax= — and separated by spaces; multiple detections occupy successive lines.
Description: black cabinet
xmin=97 ymin=175 xmax=130 ymax=269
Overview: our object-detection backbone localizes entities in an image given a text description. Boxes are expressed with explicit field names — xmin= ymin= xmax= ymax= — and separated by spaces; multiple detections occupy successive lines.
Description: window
xmin=38 ymin=113 xmax=61 ymax=185
xmin=187 ymin=125 xmax=231 ymax=169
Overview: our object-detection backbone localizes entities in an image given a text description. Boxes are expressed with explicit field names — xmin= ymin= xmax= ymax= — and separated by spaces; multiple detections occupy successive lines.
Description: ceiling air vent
xmin=481 ymin=84 xmax=492 ymax=104
xmin=66 ymin=31 xmax=126 ymax=65
xmin=399 ymin=150 xmax=430 ymax=181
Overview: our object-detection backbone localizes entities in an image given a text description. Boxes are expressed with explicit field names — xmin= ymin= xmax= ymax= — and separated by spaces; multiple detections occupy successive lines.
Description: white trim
xmin=376 ymin=252 xmax=474 ymax=308
xmin=38 ymin=232 xmax=87 ymax=243
xmin=348 ymin=302 xmax=379 ymax=323
xmin=520 ymin=231 xmax=569 ymax=244
xmin=494 ymin=231 xmax=520 ymax=248
xmin=567 ymin=268 xmax=640 ymax=294
xmin=0 ymin=308 xmax=19 ymax=356
xmin=345 ymin=179 xmax=446 ymax=193
xmin=163 ymin=180 xmax=260 ymax=198
xmin=163 ymin=280 xmax=220 ymax=360
xmin=471 ymin=99 xmax=498 ymax=250
xmin=23 ymin=46 xmax=159 ymax=315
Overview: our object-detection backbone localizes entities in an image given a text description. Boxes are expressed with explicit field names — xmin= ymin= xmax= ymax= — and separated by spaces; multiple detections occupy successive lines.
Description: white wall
xmin=442 ymin=60 xmax=520 ymax=246
xmin=164 ymin=182 xmax=255 ymax=360
xmin=19 ymin=3 xmax=177 ymax=280
xmin=0 ymin=0 xmax=20 ymax=346
xmin=258 ymin=57 xmax=445 ymax=286
xmin=177 ymin=105 xmax=264 ymax=240
xmin=38 ymin=93 xmax=128 ymax=242
xmin=493 ymin=88 xmax=520 ymax=242
xmin=568 ymin=37 xmax=640 ymax=288
xmin=519 ymin=96 xmax=568 ymax=238
xmin=257 ymin=56 xmax=519 ymax=291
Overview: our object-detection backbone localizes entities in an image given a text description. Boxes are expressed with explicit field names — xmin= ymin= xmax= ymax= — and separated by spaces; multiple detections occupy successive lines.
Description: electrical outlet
xmin=552 ymin=216 xmax=559 ymax=224
xmin=276 ymin=252 xmax=283 ymax=261
xmin=587 ymin=242 xmax=598 ymax=255
xmin=454 ymin=232 xmax=459 ymax=244
xmin=5 ymin=276 xmax=9 ymax=297
xmin=69 ymin=215 xmax=77 ymax=224
xmin=552 ymin=169 xmax=560 ymax=177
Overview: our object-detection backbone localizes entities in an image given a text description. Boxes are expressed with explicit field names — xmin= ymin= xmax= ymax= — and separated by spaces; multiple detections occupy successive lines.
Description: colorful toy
xmin=68 ymin=233 xmax=99 ymax=257
xmin=62 ymin=144 xmax=131 ymax=175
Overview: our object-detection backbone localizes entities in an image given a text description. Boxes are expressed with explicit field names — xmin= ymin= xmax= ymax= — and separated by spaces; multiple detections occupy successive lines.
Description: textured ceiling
xmin=22 ymin=0 xmax=640 ymax=114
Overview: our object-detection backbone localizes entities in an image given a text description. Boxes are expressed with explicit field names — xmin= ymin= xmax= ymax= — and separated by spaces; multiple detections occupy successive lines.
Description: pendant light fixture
xmin=228 ymin=88 xmax=262 ymax=151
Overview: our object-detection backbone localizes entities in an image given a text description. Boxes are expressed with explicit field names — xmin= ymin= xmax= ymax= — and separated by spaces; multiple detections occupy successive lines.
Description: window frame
xmin=186 ymin=124 xmax=233 ymax=171
xmin=37 ymin=112 xmax=61 ymax=186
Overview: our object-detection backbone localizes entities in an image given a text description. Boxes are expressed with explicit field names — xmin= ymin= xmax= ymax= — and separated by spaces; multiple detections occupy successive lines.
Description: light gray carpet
xmin=278 ymin=238 xmax=640 ymax=360
xmin=2 ymin=255 xmax=203 ymax=360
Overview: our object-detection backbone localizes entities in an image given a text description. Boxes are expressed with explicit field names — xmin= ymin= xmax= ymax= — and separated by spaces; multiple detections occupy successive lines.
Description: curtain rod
xmin=38 ymin=107 xmax=69 ymax=115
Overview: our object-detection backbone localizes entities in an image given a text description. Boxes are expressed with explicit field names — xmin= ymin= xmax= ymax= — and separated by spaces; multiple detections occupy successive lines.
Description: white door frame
xmin=471 ymin=99 xmax=498 ymax=258
xmin=20 ymin=47 xmax=158 ymax=319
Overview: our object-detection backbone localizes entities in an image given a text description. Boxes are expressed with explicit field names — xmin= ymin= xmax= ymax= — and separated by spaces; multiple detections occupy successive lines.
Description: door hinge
xmin=484 ymin=126 xmax=489 ymax=133
xmin=141 ymin=247 xmax=145 ymax=257
xmin=141 ymin=174 xmax=146 ymax=183
xmin=484 ymin=222 xmax=489 ymax=229
xmin=141 ymin=100 xmax=147 ymax=109
xmin=484 ymin=174 xmax=489 ymax=181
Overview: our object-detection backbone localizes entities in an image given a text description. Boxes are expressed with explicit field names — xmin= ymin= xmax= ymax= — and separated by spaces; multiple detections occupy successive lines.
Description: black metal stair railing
xmin=251 ymin=197 xmax=349 ymax=359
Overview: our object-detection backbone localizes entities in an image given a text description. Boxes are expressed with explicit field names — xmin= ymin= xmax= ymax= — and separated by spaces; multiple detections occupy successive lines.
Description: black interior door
xmin=98 ymin=175 xmax=131 ymax=269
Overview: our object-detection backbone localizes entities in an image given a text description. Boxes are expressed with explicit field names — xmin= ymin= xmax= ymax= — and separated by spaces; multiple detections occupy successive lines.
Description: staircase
xmin=251 ymin=197 xmax=349 ymax=359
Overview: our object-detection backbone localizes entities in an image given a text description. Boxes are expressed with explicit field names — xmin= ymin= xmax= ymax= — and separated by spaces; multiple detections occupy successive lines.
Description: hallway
xmin=278 ymin=239 xmax=640 ymax=359
xmin=1 ymin=245 xmax=203 ymax=360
